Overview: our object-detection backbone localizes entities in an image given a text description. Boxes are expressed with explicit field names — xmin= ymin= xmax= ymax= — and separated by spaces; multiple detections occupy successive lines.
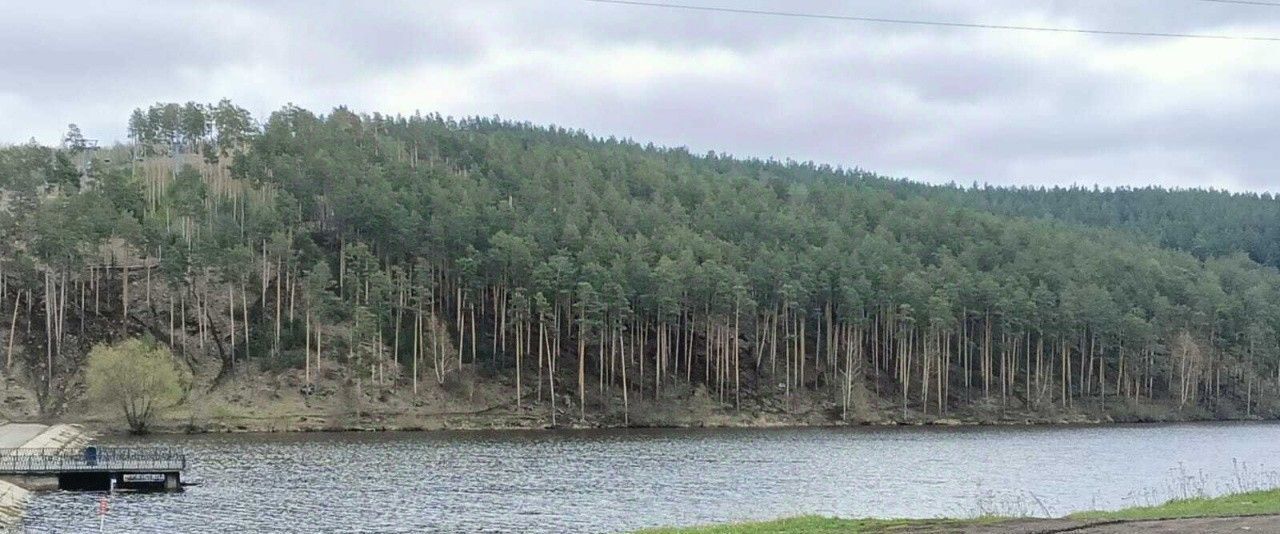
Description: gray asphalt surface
xmin=0 ymin=423 xmax=47 ymax=448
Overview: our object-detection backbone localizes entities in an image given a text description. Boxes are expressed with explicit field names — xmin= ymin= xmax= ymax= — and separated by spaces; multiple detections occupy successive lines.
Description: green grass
xmin=642 ymin=488 xmax=1280 ymax=533
xmin=637 ymin=516 xmax=985 ymax=533
xmin=1069 ymin=488 xmax=1280 ymax=521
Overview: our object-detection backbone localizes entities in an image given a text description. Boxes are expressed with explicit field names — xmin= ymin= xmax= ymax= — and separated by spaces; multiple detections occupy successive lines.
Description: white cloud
xmin=4 ymin=0 xmax=1280 ymax=191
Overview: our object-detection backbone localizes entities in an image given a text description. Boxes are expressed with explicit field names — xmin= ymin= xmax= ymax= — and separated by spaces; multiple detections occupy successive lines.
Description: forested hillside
xmin=2 ymin=101 xmax=1279 ymax=428
xmin=868 ymin=179 xmax=1280 ymax=269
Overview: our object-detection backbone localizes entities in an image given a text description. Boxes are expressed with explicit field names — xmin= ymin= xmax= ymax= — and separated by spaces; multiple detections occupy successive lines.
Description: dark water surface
xmin=21 ymin=422 xmax=1280 ymax=533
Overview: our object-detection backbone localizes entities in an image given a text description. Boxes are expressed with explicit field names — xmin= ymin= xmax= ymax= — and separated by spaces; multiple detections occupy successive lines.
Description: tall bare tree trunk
xmin=6 ymin=291 xmax=21 ymax=369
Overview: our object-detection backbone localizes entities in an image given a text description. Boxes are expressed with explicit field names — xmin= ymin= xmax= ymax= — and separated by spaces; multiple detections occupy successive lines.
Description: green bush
xmin=86 ymin=338 xmax=188 ymax=434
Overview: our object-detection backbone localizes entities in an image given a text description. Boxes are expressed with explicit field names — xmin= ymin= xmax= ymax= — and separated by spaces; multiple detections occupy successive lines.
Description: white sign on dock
xmin=121 ymin=474 xmax=165 ymax=483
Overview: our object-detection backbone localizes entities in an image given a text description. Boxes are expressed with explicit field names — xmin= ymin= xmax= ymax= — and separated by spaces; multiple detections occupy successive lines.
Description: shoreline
xmin=641 ymin=488 xmax=1280 ymax=533
xmin=31 ymin=370 xmax=1277 ymax=437
xmin=45 ymin=410 xmax=1280 ymax=437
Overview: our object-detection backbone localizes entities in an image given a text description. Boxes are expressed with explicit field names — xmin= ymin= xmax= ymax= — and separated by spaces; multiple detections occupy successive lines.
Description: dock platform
xmin=0 ymin=447 xmax=186 ymax=491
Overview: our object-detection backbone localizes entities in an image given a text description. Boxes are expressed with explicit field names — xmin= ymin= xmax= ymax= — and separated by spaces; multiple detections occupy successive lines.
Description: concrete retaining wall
xmin=0 ymin=423 xmax=93 ymax=531
xmin=0 ymin=482 xmax=28 ymax=533
xmin=20 ymin=424 xmax=93 ymax=451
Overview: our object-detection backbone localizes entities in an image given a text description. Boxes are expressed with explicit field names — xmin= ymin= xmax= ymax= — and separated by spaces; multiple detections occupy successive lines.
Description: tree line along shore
xmin=4 ymin=101 xmax=1280 ymax=429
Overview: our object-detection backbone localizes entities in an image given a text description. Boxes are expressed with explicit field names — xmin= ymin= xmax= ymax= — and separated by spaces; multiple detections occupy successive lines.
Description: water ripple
xmin=22 ymin=422 xmax=1280 ymax=533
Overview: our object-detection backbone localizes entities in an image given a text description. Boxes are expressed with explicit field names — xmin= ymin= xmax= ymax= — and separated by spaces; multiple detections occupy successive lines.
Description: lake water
xmin=21 ymin=422 xmax=1280 ymax=533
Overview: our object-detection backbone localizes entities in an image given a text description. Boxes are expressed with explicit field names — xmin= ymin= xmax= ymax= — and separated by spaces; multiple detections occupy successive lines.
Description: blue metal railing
xmin=0 ymin=447 xmax=186 ymax=474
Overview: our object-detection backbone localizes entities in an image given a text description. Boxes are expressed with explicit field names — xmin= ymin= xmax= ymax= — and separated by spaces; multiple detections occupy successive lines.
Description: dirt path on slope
xmin=1052 ymin=515 xmax=1280 ymax=533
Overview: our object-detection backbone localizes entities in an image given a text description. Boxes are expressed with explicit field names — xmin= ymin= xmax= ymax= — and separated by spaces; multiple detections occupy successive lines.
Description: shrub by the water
xmin=86 ymin=338 xmax=188 ymax=434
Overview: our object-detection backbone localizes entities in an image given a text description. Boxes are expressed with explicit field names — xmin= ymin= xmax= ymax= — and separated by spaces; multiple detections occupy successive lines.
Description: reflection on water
xmin=21 ymin=422 xmax=1280 ymax=533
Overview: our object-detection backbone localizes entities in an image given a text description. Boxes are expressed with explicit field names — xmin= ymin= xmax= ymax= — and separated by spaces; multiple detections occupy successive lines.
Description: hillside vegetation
xmin=873 ymin=179 xmax=1280 ymax=269
xmin=2 ymin=101 xmax=1280 ymax=427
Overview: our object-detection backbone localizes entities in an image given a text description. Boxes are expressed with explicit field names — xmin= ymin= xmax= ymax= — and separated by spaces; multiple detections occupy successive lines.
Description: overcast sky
xmin=3 ymin=0 xmax=1280 ymax=191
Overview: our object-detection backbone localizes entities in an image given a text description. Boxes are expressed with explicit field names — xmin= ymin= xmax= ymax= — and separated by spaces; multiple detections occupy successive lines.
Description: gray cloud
xmin=3 ymin=0 xmax=1280 ymax=191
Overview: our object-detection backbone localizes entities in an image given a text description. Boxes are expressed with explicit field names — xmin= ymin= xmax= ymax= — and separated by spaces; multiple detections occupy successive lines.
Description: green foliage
xmin=261 ymin=348 xmax=307 ymax=373
xmin=10 ymin=100 xmax=1280 ymax=419
xmin=85 ymin=338 xmax=188 ymax=434
xmin=642 ymin=488 xmax=1280 ymax=532
xmin=167 ymin=165 xmax=207 ymax=219
xmin=888 ymin=183 xmax=1280 ymax=269
xmin=1071 ymin=488 xmax=1280 ymax=520
xmin=636 ymin=516 xmax=979 ymax=533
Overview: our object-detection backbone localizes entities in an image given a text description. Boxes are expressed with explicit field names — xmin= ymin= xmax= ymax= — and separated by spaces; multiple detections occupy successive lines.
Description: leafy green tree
xmin=61 ymin=124 xmax=88 ymax=153
xmin=86 ymin=338 xmax=187 ymax=434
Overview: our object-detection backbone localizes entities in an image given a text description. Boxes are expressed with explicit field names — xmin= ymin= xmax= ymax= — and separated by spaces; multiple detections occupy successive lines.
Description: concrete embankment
xmin=0 ymin=482 xmax=26 ymax=534
xmin=0 ymin=423 xmax=93 ymax=531
xmin=18 ymin=424 xmax=92 ymax=451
